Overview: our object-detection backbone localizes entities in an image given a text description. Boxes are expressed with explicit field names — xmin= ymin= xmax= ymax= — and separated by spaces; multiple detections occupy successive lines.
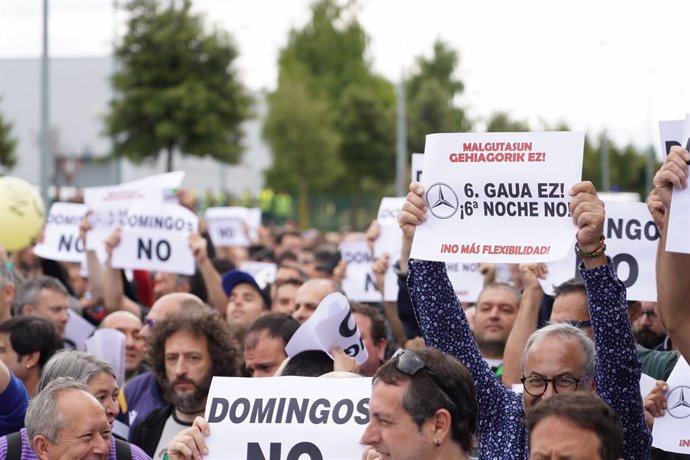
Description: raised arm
xmin=571 ymin=181 xmax=651 ymax=460
xmin=651 ymin=146 xmax=690 ymax=361
xmin=189 ymin=232 xmax=227 ymax=315
xmin=501 ymin=263 xmax=546 ymax=387
xmin=102 ymin=227 xmax=141 ymax=316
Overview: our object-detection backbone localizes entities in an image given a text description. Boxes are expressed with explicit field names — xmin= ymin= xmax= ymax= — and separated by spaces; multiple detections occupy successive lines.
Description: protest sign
xmin=83 ymin=172 xmax=183 ymax=255
xmin=339 ymin=240 xmax=383 ymax=303
xmin=411 ymin=132 xmax=584 ymax=263
xmin=205 ymin=207 xmax=262 ymax=248
xmin=286 ymin=293 xmax=368 ymax=365
xmin=444 ymin=262 xmax=484 ymax=303
xmin=239 ymin=261 xmax=277 ymax=289
xmin=652 ymin=356 xmax=690 ymax=454
xmin=111 ymin=202 xmax=198 ymax=275
xmin=538 ymin=250 xmax=577 ymax=296
xmin=203 ymin=376 xmax=371 ymax=460
xmin=658 ymin=119 xmax=685 ymax=158
xmin=665 ymin=115 xmax=690 ymax=254
xmin=33 ymin=202 xmax=88 ymax=263
xmin=411 ymin=153 xmax=424 ymax=183
xmin=373 ymin=197 xmax=405 ymax=302
xmin=85 ymin=329 xmax=126 ymax=385
xmin=603 ymin=201 xmax=659 ymax=301
xmin=64 ymin=309 xmax=96 ymax=351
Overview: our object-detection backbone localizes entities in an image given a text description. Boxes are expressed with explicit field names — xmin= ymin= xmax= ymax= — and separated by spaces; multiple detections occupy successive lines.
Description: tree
xmin=406 ymin=40 xmax=470 ymax=154
xmin=106 ymin=0 xmax=251 ymax=172
xmin=263 ymin=80 xmax=342 ymax=227
xmin=0 ymin=101 xmax=17 ymax=169
xmin=485 ymin=112 xmax=531 ymax=132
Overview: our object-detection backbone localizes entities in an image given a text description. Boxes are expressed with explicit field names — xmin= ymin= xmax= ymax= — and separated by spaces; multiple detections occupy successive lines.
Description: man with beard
xmin=632 ymin=302 xmax=667 ymax=349
xmin=130 ymin=310 xmax=240 ymax=458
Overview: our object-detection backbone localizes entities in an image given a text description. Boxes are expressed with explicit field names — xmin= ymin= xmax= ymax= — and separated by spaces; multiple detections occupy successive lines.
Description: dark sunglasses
xmin=143 ymin=318 xmax=158 ymax=329
xmin=392 ymin=349 xmax=457 ymax=410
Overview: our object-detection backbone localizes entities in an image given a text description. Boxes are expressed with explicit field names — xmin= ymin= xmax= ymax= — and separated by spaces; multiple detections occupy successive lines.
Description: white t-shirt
xmin=153 ymin=411 xmax=193 ymax=460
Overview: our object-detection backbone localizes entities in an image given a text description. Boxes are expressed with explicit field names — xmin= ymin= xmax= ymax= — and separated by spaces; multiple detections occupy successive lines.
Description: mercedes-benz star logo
xmin=667 ymin=385 xmax=690 ymax=419
xmin=425 ymin=183 xmax=459 ymax=219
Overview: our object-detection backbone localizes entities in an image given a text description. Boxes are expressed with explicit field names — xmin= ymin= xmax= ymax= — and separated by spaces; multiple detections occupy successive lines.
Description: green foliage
xmin=0 ymin=101 xmax=17 ymax=169
xmin=485 ymin=112 xmax=531 ymax=132
xmin=406 ymin=40 xmax=469 ymax=154
xmin=106 ymin=0 xmax=251 ymax=171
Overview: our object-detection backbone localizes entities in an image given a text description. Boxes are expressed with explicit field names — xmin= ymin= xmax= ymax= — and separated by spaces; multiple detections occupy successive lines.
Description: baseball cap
xmin=221 ymin=270 xmax=271 ymax=308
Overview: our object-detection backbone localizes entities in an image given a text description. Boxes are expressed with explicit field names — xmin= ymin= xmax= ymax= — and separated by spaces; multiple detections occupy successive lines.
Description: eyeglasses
xmin=392 ymin=349 xmax=456 ymax=408
xmin=561 ymin=319 xmax=592 ymax=330
xmin=520 ymin=374 xmax=591 ymax=397
xmin=143 ymin=318 xmax=158 ymax=329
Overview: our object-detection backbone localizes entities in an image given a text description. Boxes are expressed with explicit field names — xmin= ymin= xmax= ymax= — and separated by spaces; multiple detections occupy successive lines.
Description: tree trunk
xmin=166 ymin=143 xmax=174 ymax=172
xmin=298 ymin=178 xmax=309 ymax=229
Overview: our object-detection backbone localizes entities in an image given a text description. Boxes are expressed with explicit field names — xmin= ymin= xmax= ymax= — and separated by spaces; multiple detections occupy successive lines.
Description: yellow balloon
xmin=0 ymin=176 xmax=45 ymax=252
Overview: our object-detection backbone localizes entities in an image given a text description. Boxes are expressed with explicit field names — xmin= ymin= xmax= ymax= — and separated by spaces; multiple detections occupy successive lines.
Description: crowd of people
xmin=0 ymin=146 xmax=688 ymax=460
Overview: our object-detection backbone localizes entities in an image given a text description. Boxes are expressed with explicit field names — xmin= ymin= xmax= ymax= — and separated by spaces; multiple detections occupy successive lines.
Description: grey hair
xmin=520 ymin=323 xmax=595 ymax=376
xmin=12 ymin=275 xmax=69 ymax=316
xmin=26 ymin=377 xmax=90 ymax=443
xmin=37 ymin=350 xmax=116 ymax=393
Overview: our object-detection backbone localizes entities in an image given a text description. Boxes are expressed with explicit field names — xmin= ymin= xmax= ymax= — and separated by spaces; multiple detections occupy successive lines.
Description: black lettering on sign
xmin=415 ymin=170 xmax=423 ymax=182
xmin=606 ymin=218 xmax=659 ymax=242
xmin=343 ymin=337 xmax=365 ymax=358
xmin=207 ymin=398 xmax=229 ymax=423
xmin=247 ymin=442 xmax=323 ymax=460
xmin=355 ymin=398 xmax=370 ymax=425
xmin=665 ymin=139 xmax=690 ymax=156
xmin=58 ymin=234 xmax=84 ymax=253
xmin=364 ymin=273 xmax=377 ymax=292
xmin=612 ymin=253 xmax=639 ymax=288
xmin=339 ymin=311 xmax=357 ymax=338
xmin=219 ymin=227 xmax=235 ymax=238
xmin=136 ymin=238 xmax=171 ymax=261
xmin=378 ymin=208 xmax=400 ymax=219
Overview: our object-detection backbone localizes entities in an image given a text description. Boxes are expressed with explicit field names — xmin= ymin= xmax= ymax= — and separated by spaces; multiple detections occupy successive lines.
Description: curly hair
xmin=148 ymin=310 xmax=240 ymax=388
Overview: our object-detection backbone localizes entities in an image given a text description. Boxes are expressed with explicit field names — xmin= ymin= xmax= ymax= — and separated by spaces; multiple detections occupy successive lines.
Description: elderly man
xmin=398 ymin=181 xmax=650 ymax=459
xmin=360 ymin=347 xmax=478 ymax=459
xmin=24 ymin=378 xmax=111 ymax=459
xmin=99 ymin=311 xmax=147 ymax=382
xmin=12 ymin=276 xmax=70 ymax=337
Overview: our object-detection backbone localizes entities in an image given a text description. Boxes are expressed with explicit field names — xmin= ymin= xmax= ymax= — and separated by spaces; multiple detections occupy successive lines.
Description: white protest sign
xmin=411 ymin=132 xmax=584 ymax=263
xmin=85 ymin=329 xmax=126 ymax=385
xmin=111 ymin=202 xmax=198 ymax=275
xmin=203 ymin=376 xmax=370 ymax=460
xmin=658 ymin=118 xmax=685 ymax=158
xmin=639 ymin=373 xmax=657 ymax=399
xmin=33 ymin=202 xmax=88 ymax=263
xmin=84 ymin=187 xmax=175 ymax=255
xmin=538 ymin=250 xmax=577 ymax=296
xmin=205 ymin=207 xmax=261 ymax=248
xmin=124 ymin=170 xmax=185 ymax=189
xmin=411 ymin=153 xmax=424 ymax=183
xmin=286 ymin=293 xmax=368 ymax=365
xmin=652 ymin=356 xmax=690 ymax=454
xmin=444 ymin=262 xmax=484 ymax=303
xmin=666 ymin=115 xmax=690 ymax=254
xmin=239 ymin=261 xmax=277 ymax=290
xmin=339 ymin=240 xmax=383 ymax=303
xmin=64 ymin=309 xmax=96 ymax=350
xmin=373 ymin=197 xmax=405 ymax=302
xmin=603 ymin=201 xmax=659 ymax=302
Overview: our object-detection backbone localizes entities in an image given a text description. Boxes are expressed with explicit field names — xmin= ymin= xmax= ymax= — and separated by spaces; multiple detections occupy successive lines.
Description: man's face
xmin=522 ymin=336 xmax=592 ymax=409
xmin=360 ymin=380 xmax=435 ymax=460
xmin=100 ymin=314 xmax=145 ymax=374
xmin=272 ymin=283 xmax=299 ymax=314
xmin=27 ymin=289 xmax=69 ymax=336
xmin=473 ymin=287 xmax=519 ymax=355
xmin=243 ymin=331 xmax=286 ymax=377
xmin=292 ymin=280 xmax=333 ymax=323
xmin=529 ymin=415 xmax=602 ymax=460
xmin=153 ymin=272 xmax=181 ymax=300
xmin=164 ymin=331 xmax=213 ymax=413
xmin=277 ymin=235 xmax=302 ymax=257
xmin=632 ymin=302 xmax=666 ymax=349
xmin=37 ymin=390 xmax=111 ymax=460
xmin=354 ymin=313 xmax=387 ymax=377
xmin=0 ymin=333 xmax=25 ymax=379
xmin=551 ymin=292 xmax=592 ymax=339
xmin=226 ymin=283 xmax=265 ymax=330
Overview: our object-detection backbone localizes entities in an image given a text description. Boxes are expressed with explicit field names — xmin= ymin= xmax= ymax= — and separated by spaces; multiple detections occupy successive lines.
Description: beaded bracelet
xmin=574 ymin=235 xmax=606 ymax=258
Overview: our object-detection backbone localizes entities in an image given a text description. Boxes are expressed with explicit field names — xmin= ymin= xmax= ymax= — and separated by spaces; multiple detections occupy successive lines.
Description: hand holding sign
xmin=285 ymin=293 xmax=368 ymax=365
xmin=398 ymin=182 xmax=428 ymax=241
xmin=569 ymin=181 xmax=605 ymax=259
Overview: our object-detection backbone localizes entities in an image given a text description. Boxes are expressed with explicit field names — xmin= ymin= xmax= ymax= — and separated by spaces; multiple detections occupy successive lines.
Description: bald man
xmin=100 ymin=311 xmax=146 ymax=381
xmin=291 ymin=279 xmax=341 ymax=323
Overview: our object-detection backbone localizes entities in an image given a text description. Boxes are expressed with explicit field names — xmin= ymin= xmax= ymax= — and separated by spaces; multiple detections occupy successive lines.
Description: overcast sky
xmin=1 ymin=0 xmax=689 ymax=156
